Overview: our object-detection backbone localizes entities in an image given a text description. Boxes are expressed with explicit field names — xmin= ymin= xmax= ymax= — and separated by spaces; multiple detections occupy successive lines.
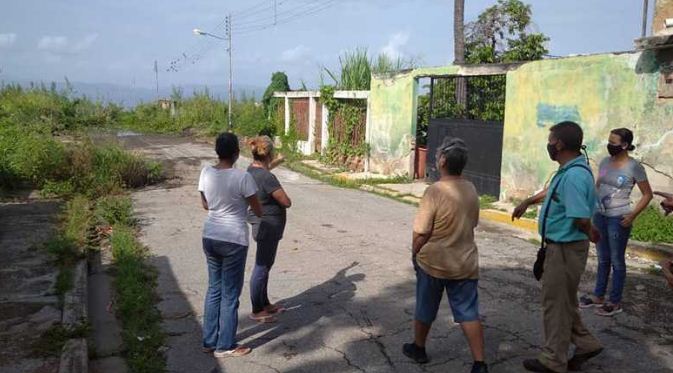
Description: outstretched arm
xmin=512 ymin=188 xmax=547 ymax=221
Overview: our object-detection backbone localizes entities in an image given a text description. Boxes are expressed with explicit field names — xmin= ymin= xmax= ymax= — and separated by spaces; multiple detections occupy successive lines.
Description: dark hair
xmin=610 ymin=128 xmax=636 ymax=151
xmin=437 ymin=137 xmax=468 ymax=175
xmin=549 ymin=121 xmax=584 ymax=152
xmin=215 ymin=132 xmax=240 ymax=160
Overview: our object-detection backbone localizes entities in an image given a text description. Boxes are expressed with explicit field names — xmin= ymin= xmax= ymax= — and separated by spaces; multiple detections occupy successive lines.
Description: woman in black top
xmin=247 ymin=136 xmax=292 ymax=322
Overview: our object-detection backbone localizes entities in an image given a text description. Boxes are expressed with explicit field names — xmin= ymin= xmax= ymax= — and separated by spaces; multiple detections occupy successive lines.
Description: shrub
xmin=632 ymin=206 xmax=673 ymax=244
xmin=96 ymin=195 xmax=135 ymax=227
xmin=62 ymin=196 xmax=93 ymax=247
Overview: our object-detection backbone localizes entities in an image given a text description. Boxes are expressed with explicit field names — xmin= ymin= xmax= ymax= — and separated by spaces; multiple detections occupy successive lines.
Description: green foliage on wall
xmin=319 ymin=86 xmax=369 ymax=170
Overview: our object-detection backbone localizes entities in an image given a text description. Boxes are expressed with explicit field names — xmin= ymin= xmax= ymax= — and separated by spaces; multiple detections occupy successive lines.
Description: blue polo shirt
xmin=538 ymin=155 xmax=596 ymax=243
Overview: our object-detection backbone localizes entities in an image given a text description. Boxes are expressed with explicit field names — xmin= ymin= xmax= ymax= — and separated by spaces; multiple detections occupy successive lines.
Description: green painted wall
xmin=368 ymin=66 xmax=459 ymax=175
xmin=502 ymin=51 xmax=673 ymax=201
xmin=368 ymin=53 xmax=672 ymax=198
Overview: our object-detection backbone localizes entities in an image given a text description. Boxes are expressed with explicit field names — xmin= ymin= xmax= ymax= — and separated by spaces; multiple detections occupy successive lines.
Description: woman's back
xmin=198 ymin=165 xmax=258 ymax=245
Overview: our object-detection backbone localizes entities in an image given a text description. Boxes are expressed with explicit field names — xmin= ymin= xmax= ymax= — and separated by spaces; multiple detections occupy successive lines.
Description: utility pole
xmin=642 ymin=0 xmax=649 ymax=38
xmin=154 ymin=60 xmax=159 ymax=99
xmin=226 ymin=14 xmax=233 ymax=131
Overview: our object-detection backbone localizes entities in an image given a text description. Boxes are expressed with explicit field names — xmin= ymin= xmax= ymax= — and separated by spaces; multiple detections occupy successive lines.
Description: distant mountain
xmin=0 ymin=79 xmax=265 ymax=108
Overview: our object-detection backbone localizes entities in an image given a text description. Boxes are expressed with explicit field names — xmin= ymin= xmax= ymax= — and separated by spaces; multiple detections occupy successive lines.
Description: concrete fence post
xmin=284 ymin=96 xmax=290 ymax=135
xmin=321 ymin=103 xmax=329 ymax=154
xmin=364 ymin=97 xmax=371 ymax=173
xmin=308 ymin=95 xmax=316 ymax=153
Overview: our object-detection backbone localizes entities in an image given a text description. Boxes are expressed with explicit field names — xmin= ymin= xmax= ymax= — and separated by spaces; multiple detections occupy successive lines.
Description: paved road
xmin=122 ymin=134 xmax=673 ymax=373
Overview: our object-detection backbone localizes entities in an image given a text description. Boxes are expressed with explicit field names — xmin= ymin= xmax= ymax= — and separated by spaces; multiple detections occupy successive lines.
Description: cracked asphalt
xmin=121 ymin=134 xmax=673 ymax=373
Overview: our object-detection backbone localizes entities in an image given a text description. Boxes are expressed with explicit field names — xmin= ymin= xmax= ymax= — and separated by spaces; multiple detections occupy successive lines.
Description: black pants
xmin=250 ymin=219 xmax=285 ymax=313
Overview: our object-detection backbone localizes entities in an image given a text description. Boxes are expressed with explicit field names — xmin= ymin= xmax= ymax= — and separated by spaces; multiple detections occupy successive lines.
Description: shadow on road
xmin=152 ymin=251 xmax=673 ymax=372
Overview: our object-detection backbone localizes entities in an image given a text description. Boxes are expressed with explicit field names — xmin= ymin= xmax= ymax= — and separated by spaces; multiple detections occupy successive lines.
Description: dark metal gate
xmin=425 ymin=74 xmax=506 ymax=197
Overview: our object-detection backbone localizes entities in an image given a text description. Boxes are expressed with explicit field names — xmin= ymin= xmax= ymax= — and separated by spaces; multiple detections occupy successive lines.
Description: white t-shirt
xmin=198 ymin=166 xmax=258 ymax=246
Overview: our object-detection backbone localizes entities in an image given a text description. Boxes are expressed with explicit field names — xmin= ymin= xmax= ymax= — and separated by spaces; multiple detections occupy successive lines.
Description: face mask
xmin=607 ymin=144 xmax=624 ymax=157
xmin=547 ymin=142 xmax=560 ymax=161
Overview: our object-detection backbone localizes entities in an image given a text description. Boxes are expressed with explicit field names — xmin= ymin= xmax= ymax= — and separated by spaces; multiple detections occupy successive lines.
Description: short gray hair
xmin=436 ymin=137 xmax=468 ymax=175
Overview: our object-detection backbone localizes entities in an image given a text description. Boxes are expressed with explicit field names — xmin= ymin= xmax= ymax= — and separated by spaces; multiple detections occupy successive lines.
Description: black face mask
xmin=607 ymin=144 xmax=624 ymax=157
xmin=547 ymin=142 xmax=560 ymax=161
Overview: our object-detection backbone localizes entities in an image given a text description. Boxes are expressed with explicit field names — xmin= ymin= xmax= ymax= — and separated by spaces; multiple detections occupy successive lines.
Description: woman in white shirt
xmin=198 ymin=132 xmax=262 ymax=358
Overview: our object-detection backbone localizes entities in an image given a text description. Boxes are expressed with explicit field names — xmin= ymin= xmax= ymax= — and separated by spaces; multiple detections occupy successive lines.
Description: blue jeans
xmin=202 ymin=238 xmax=248 ymax=351
xmin=593 ymin=213 xmax=632 ymax=304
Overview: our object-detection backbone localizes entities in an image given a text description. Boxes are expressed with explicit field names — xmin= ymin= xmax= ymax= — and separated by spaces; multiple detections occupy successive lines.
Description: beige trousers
xmin=539 ymin=240 xmax=603 ymax=372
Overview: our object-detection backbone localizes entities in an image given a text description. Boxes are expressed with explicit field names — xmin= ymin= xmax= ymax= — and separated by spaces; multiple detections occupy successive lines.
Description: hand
xmin=662 ymin=199 xmax=673 ymax=216
xmin=589 ymin=226 xmax=601 ymax=244
xmin=654 ymin=191 xmax=673 ymax=199
xmin=620 ymin=213 xmax=635 ymax=227
xmin=512 ymin=200 xmax=530 ymax=221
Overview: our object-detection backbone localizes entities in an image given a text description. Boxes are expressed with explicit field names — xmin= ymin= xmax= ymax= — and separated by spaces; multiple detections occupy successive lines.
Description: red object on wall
xmin=415 ymin=146 xmax=427 ymax=179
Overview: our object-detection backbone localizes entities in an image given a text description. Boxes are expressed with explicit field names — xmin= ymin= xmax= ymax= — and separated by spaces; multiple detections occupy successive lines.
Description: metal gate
xmin=425 ymin=74 xmax=506 ymax=197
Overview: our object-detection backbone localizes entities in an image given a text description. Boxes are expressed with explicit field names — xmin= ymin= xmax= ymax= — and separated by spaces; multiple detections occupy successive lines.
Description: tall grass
xmin=323 ymin=48 xmax=418 ymax=90
xmin=110 ymin=223 xmax=166 ymax=373
xmin=0 ymin=85 xmax=162 ymax=198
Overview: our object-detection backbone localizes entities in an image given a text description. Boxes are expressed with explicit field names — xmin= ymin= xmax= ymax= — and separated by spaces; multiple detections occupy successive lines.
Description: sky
xmin=0 ymin=0 xmax=655 ymax=93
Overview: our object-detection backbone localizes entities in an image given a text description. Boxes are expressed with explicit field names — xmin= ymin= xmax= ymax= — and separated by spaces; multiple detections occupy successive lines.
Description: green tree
xmin=262 ymin=72 xmax=290 ymax=118
xmin=465 ymin=0 xmax=549 ymax=64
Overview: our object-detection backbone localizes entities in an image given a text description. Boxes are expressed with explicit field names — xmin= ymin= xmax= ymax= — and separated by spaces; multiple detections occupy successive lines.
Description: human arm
xmin=412 ymin=187 xmax=436 ymax=255
xmin=241 ymin=172 xmax=262 ymax=217
xmin=622 ymin=180 xmax=653 ymax=227
xmin=574 ymin=218 xmax=600 ymax=243
xmin=512 ymin=188 xmax=547 ymax=220
xmin=247 ymin=195 xmax=263 ymax=218
xmin=654 ymin=191 xmax=673 ymax=199
xmin=412 ymin=231 xmax=432 ymax=255
xmin=654 ymin=191 xmax=673 ymax=216
xmin=269 ymin=154 xmax=285 ymax=170
xmin=271 ymin=188 xmax=292 ymax=208
xmin=200 ymin=192 xmax=209 ymax=211
xmin=565 ymin=171 xmax=600 ymax=243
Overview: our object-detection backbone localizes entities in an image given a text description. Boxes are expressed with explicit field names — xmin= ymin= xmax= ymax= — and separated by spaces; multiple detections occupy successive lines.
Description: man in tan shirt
xmin=403 ymin=137 xmax=487 ymax=373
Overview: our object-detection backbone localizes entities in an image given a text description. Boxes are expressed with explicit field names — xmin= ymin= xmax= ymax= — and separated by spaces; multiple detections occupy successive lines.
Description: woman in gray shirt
xmin=580 ymin=128 xmax=653 ymax=316
xmin=246 ymin=136 xmax=292 ymax=322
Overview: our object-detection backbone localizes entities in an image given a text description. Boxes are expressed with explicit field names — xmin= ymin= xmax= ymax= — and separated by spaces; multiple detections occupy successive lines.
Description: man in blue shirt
xmin=513 ymin=122 xmax=603 ymax=373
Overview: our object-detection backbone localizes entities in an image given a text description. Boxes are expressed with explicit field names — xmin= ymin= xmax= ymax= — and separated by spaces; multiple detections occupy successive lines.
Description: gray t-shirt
xmin=596 ymin=157 xmax=647 ymax=217
xmin=247 ymin=166 xmax=287 ymax=241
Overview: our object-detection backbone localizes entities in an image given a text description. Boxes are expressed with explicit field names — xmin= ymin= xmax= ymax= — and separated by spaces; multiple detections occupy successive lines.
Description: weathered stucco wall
xmin=502 ymin=51 xmax=673 ymax=201
xmin=368 ymin=66 xmax=459 ymax=176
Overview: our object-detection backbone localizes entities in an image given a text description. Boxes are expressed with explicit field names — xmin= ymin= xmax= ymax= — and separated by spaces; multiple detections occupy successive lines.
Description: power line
xmin=233 ymin=0 xmax=336 ymax=34
xmin=232 ymin=0 xmax=332 ymax=29
xmin=165 ymin=0 xmax=336 ymax=73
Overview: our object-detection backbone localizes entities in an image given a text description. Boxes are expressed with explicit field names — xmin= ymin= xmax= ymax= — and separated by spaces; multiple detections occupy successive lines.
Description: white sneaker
xmin=213 ymin=346 xmax=252 ymax=358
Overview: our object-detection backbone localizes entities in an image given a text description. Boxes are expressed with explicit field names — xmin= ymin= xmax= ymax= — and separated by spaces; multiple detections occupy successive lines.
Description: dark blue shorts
xmin=415 ymin=263 xmax=480 ymax=324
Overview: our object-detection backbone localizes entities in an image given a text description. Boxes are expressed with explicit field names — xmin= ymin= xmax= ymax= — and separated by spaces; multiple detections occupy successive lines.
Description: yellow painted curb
xmin=481 ymin=209 xmax=538 ymax=232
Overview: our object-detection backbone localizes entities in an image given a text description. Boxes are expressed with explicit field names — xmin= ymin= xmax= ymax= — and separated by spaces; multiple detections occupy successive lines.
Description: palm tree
xmin=454 ymin=0 xmax=467 ymax=110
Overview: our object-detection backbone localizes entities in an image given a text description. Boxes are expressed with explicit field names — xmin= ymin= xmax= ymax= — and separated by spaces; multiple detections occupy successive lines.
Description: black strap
xmin=540 ymin=163 xmax=594 ymax=248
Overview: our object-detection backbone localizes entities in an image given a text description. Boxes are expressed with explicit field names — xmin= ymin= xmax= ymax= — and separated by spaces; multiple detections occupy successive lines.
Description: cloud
xmin=381 ymin=31 xmax=410 ymax=59
xmin=37 ymin=33 xmax=98 ymax=54
xmin=38 ymin=36 xmax=69 ymax=52
xmin=73 ymin=34 xmax=98 ymax=52
xmin=0 ymin=33 xmax=17 ymax=48
xmin=281 ymin=45 xmax=310 ymax=62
